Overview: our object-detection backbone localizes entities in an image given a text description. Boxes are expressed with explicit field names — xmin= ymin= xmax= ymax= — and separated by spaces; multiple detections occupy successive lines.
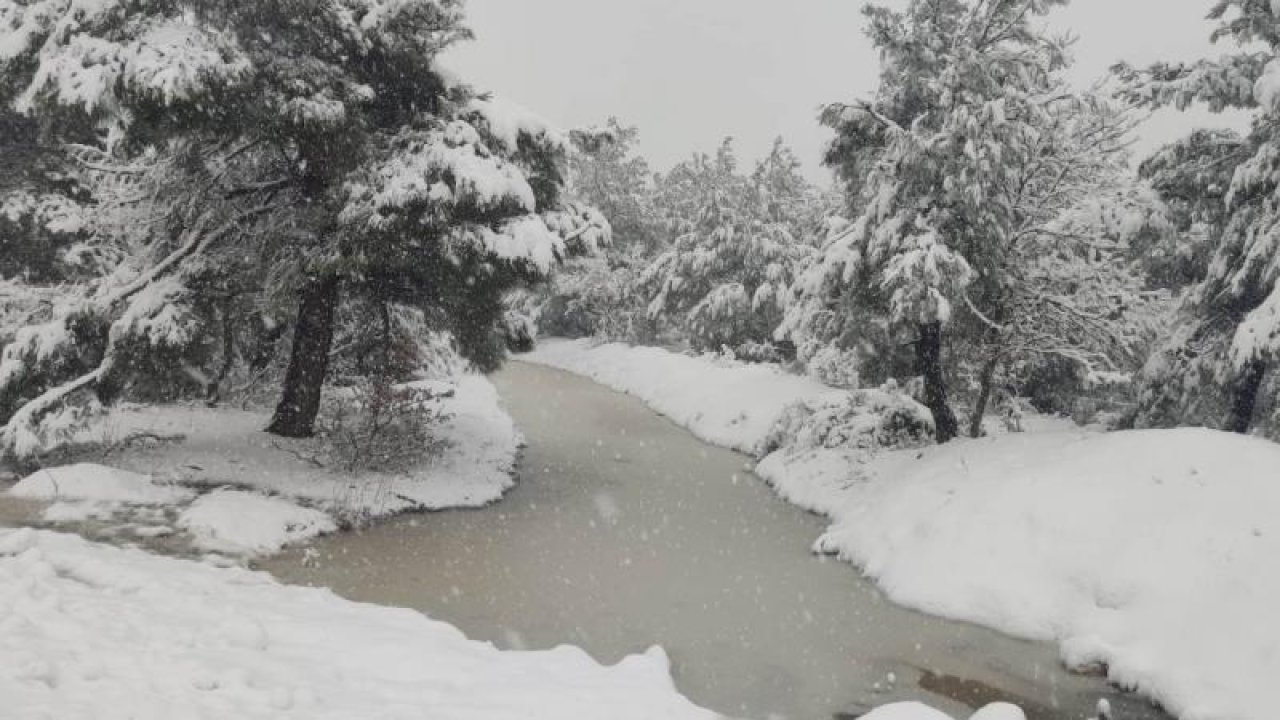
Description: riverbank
xmin=1 ymin=374 xmax=521 ymax=559
xmin=523 ymin=338 xmax=1280 ymax=720
xmin=0 ymin=526 xmax=720 ymax=720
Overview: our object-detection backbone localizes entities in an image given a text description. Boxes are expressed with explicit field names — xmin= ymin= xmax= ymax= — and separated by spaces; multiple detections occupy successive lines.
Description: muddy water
xmin=0 ymin=484 xmax=42 ymax=528
xmin=258 ymin=361 xmax=1161 ymax=720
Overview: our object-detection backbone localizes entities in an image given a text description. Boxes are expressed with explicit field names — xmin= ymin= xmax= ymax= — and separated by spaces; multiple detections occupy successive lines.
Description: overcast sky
xmin=446 ymin=0 xmax=1250 ymax=182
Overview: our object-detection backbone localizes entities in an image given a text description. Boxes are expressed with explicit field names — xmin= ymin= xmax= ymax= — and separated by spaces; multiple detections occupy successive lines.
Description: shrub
xmin=761 ymin=382 xmax=934 ymax=457
xmin=315 ymin=378 xmax=448 ymax=476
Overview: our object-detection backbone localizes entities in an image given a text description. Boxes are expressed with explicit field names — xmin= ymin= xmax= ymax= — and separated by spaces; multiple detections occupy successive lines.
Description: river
xmin=260 ymin=361 xmax=1165 ymax=720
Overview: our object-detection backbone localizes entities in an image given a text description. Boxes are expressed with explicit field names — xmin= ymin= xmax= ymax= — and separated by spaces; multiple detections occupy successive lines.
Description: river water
xmin=260 ymin=361 xmax=1165 ymax=720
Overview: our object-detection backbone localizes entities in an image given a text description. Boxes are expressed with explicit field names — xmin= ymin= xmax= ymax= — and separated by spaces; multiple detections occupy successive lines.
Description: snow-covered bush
xmin=761 ymin=384 xmax=933 ymax=458
xmin=804 ymin=346 xmax=862 ymax=390
xmin=315 ymin=380 xmax=447 ymax=477
xmin=536 ymin=256 xmax=642 ymax=341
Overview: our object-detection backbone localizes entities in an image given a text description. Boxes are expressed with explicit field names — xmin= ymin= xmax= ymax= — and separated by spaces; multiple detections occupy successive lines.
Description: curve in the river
xmin=261 ymin=360 xmax=1167 ymax=720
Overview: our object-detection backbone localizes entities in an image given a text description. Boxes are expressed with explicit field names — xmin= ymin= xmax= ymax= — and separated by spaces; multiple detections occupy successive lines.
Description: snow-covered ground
xmin=0 ymin=527 xmax=718 ymax=720
xmin=523 ymin=338 xmax=1280 ymax=720
xmin=3 ymin=374 xmax=520 ymax=558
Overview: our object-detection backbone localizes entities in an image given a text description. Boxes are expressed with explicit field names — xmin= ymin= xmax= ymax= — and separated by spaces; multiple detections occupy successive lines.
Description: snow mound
xmin=384 ymin=374 xmax=521 ymax=509
xmin=856 ymin=702 xmax=1027 ymax=720
xmin=0 ymin=528 xmax=717 ymax=720
xmin=179 ymin=490 xmax=338 ymax=556
xmin=9 ymin=463 xmax=194 ymax=504
xmin=523 ymin=339 xmax=838 ymax=453
xmin=817 ymin=428 xmax=1280 ymax=720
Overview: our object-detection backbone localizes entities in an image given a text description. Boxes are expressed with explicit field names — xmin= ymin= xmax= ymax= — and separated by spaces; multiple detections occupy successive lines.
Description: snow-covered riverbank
xmin=523 ymin=338 xmax=1280 ymax=720
xmin=0 ymin=527 xmax=719 ymax=720
xmin=3 ymin=374 xmax=521 ymax=558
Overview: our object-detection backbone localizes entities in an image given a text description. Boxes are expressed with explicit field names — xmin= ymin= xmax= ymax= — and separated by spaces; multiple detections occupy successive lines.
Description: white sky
xmin=446 ymin=0 xmax=1251 ymax=182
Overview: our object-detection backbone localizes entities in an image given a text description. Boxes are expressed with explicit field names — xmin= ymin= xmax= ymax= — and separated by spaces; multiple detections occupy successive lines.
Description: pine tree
xmin=567 ymin=119 xmax=658 ymax=254
xmin=641 ymin=139 xmax=820 ymax=355
xmin=1119 ymin=0 xmax=1280 ymax=436
xmin=790 ymin=0 xmax=1076 ymax=442
xmin=1135 ymin=128 xmax=1246 ymax=291
xmin=0 ymin=0 xmax=586 ymax=454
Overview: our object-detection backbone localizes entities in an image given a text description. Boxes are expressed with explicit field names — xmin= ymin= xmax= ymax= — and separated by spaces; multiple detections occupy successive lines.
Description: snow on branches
xmin=2 ymin=0 xmax=600 ymax=449
xmin=640 ymin=140 xmax=821 ymax=354
xmin=1125 ymin=0 xmax=1280 ymax=435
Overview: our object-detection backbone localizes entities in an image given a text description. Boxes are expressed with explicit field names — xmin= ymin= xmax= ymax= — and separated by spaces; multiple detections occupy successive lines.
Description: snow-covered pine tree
xmin=788 ymin=0 xmax=1076 ymax=442
xmin=568 ymin=119 xmax=658 ymax=255
xmin=513 ymin=120 xmax=643 ymax=342
xmin=641 ymin=138 xmax=820 ymax=356
xmin=0 ymin=109 xmax=90 ymax=285
xmin=1136 ymin=128 xmax=1246 ymax=291
xmin=1118 ymin=0 xmax=1280 ymax=435
xmin=0 ymin=0 xmax=591 ymax=454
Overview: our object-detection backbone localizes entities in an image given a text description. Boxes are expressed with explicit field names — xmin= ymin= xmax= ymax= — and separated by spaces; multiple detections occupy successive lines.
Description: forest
xmin=2 ymin=0 xmax=1277 ymax=461
xmin=2 ymin=2 xmax=1279 ymax=720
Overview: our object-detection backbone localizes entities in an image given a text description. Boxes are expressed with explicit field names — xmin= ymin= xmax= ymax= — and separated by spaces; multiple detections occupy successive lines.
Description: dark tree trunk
xmin=1226 ymin=357 xmax=1268 ymax=434
xmin=205 ymin=301 xmax=237 ymax=406
xmin=969 ymin=351 xmax=1001 ymax=439
xmin=917 ymin=321 xmax=959 ymax=443
xmin=378 ymin=301 xmax=392 ymax=375
xmin=267 ymin=276 xmax=340 ymax=438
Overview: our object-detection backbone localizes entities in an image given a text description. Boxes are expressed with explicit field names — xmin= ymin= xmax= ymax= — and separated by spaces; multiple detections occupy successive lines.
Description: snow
xmin=344 ymin=123 xmax=539 ymax=231
xmin=1254 ymin=57 xmax=1280 ymax=111
xmin=109 ymin=274 xmax=197 ymax=349
xmin=523 ymin=338 xmax=838 ymax=453
xmin=1230 ymin=282 xmax=1280 ymax=368
xmin=0 ymin=527 xmax=718 ymax=720
xmin=474 ymin=215 xmax=564 ymax=275
xmin=178 ymin=490 xmax=338 ymax=556
xmin=527 ymin=339 xmax=1280 ymax=720
xmin=465 ymin=96 xmax=568 ymax=154
xmin=4 ymin=374 xmax=520 ymax=558
xmin=12 ymin=11 xmax=251 ymax=115
xmin=861 ymin=703 xmax=965 ymax=720
xmin=796 ymin=427 xmax=1280 ymax=720
xmin=10 ymin=463 xmax=194 ymax=505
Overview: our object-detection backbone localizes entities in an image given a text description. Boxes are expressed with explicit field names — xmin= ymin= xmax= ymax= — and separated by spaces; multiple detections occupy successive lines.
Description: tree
xmin=0 ymin=0 xmax=586 ymax=455
xmin=641 ymin=138 xmax=820 ymax=355
xmin=567 ymin=119 xmax=658 ymax=254
xmin=953 ymin=97 xmax=1169 ymax=435
xmin=1135 ymin=128 xmax=1246 ymax=291
xmin=788 ymin=0 xmax=1076 ymax=442
xmin=1118 ymin=0 xmax=1280 ymax=436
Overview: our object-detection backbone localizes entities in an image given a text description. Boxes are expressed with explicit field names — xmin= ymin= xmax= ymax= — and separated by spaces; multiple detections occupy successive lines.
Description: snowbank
xmin=525 ymin=339 xmax=1280 ymax=720
xmin=10 ymin=463 xmax=194 ymax=505
xmin=793 ymin=427 xmax=1280 ymax=720
xmin=862 ymin=703 xmax=1026 ymax=720
xmin=3 ymin=374 xmax=521 ymax=558
xmin=0 ymin=528 xmax=716 ymax=720
xmin=523 ymin=338 xmax=838 ymax=453
xmin=178 ymin=490 xmax=338 ymax=556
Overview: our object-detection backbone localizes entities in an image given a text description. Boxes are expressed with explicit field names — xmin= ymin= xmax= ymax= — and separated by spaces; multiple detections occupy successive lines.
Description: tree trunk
xmin=969 ymin=351 xmax=1001 ymax=439
xmin=205 ymin=301 xmax=237 ymax=406
xmin=917 ymin=321 xmax=959 ymax=443
xmin=267 ymin=276 xmax=340 ymax=438
xmin=1226 ymin=357 xmax=1268 ymax=435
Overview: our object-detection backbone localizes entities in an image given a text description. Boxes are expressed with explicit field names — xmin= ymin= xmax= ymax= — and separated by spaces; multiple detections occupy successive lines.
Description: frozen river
xmin=262 ymin=361 xmax=1165 ymax=720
